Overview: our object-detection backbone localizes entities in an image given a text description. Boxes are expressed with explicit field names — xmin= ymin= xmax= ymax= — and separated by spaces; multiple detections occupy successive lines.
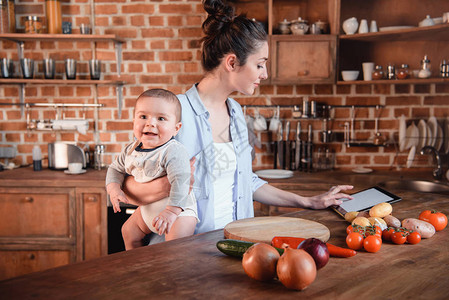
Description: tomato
xmin=346 ymin=225 xmax=355 ymax=235
xmin=382 ymin=228 xmax=395 ymax=241
xmin=419 ymin=210 xmax=448 ymax=231
xmin=391 ymin=232 xmax=407 ymax=245
xmin=373 ymin=225 xmax=382 ymax=237
xmin=407 ymin=231 xmax=421 ymax=244
xmin=363 ymin=235 xmax=382 ymax=253
xmin=346 ymin=232 xmax=364 ymax=250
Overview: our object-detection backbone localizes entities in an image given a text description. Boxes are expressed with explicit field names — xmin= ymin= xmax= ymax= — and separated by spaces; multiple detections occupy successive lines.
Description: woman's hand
xmin=106 ymin=182 xmax=129 ymax=213
xmin=306 ymin=185 xmax=354 ymax=209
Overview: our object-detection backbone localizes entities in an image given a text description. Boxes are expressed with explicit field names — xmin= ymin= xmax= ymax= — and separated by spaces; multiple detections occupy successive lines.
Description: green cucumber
xmin=216 ymin=239 xmax=284 ymax=258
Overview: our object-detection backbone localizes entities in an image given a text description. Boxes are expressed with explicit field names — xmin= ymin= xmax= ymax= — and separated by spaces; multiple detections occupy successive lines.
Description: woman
xmin=123 ymin=0 xmax=353 ymax=239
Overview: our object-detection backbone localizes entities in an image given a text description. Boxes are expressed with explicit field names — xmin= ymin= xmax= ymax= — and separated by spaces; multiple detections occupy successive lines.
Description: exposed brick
xmin=122 ymin=4 xmax=154 ymax=14
xmin=106 ymin=121 xmax=133 ymax=131
xmin=424 ymin=96 xmax=449 ymax=105
xmin=159 ymin=4 xmax=193 ymax=14
xmin=414 ymin=84 xmax=431 ymax=94
xmin=314 ymin=84 xmax=333 ymax=95
xmin=123 ymin=52 xmax=155 ymax=61
xmin=141 ymin=75 xmax=173 ymax=84
xmin=347 ymin=96 xmax=381 ymax=106
xmin=167 ymin=16 xmax=183 ymax=27
xmin=336 ymin=85 xmax=351 ymax=94
xmin=276 ymin=85 xmax=293 ymax=95
xmin=435 ymin=84 xmax=449 ymax=93
xmin=296 ymin=85 xmax=313 ymax=94
xmin=159 ymin=51 xmax=193 ymax=61
xmin=385 ymin=96 xmax=421 ymax=106
xmin=149 ymin=16 xmax=165 ymax=26
xmin=355 ymin=85 xmax=371 ymax=94
xmin=373 ymin=84 xmax=391 ymax=95
xmin=142 ymin=28 xmax=175 ymax=38
xmin=394 ymin=84 xmax=411 ymax=94
xmin=177 ymin=74 xmax=202 ymax=84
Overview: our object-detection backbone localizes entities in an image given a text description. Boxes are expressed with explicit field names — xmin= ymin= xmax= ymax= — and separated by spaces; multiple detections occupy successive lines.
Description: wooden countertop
xmin=1 ymin=171 xmax=448 ymax=298
xmin=0 ymin=167 xmax=107 ymax=188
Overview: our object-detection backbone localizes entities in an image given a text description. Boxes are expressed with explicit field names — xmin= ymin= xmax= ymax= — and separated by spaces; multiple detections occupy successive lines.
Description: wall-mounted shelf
xmin=0 ymin=79 xmax=125 ymax=85
xmin=0 ymin=33 xmax=125 ymax=43
xmin=337 ymin=78 xmax=449 ymax=85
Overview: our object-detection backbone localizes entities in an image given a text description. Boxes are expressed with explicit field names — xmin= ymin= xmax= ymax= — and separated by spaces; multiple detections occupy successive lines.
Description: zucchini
xmin=216 ymin=239 xmax=284 ymax=258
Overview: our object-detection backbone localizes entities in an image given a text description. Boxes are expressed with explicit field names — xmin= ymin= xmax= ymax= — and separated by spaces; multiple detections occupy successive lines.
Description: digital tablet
xmin=332 ymin=186 xmax=401 ymax=217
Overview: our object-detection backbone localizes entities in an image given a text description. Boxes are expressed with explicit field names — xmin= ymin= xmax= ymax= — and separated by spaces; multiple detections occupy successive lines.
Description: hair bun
xmin=203 ymin=0 xmax=235 ymax=23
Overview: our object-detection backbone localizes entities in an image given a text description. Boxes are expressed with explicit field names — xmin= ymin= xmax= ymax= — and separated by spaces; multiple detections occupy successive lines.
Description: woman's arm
xmin=122 ymin=176 xmax=170 ymax=206
xmin=253 ymin=184 xmax=353 ymax=210
xmin=122 ymin=157 xmax=196 ymax=206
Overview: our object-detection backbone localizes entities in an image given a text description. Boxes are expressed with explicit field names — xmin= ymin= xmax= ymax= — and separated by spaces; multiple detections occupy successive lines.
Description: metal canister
xmin=387 ymin=63 xmax=396 ymax=80
xmin=94 ymin=144 xmax=105 ymax=170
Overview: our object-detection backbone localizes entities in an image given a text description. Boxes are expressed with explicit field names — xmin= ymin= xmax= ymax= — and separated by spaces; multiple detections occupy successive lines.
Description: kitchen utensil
xmin=427 ymin=117 xmax=438 ymax=147
xmin=278 ymin=19 xmax=291 ymax=34
xmin=68 ymin=162 xmax=83 ymax=173
xmin=417 ymin=119 xmax=427 ymax=150
xmin=89 ymin=59 xmax=101 ymax=80
xmin=253 ymin=108 xmax=267 ymax=131
xmin=283 ymin=121 xmax=290 ymax=169
xmin=43 ymin=58 xmax=55 ymax=79
xmin=94 ymin=144 xmax=106 ymax=170
xmin=268 ymin=106 xmax=280 ymax=131
xmin=223 ymin=216 xmax=330 ymax=244
xmin=370 ymin=20 xmax=378 ymax=32
xmin=387 ymin=63 xmax=396 ymax=79
xmin=373 ymin=105 xmax=384 ymax=145
xmin=276 ymin=123 xmax=283 ymax=169
xmin=419 ymin=15 xmax=435 ymax=27
xmin=406 ymin=145 xmax=416 ymax=168
xmin=295 ymin=121 xmax=301 ymax=170
xmin=399 ymin=115 xmax=407 ymax=151
xmin=32 ymin=145 xmax=42 ymax=171
xmin=290 ymin=18 xmax=309 ymax=35
xmin=435 ymin=124 xmax=443 ymax=151
xmin=341 ymin=70 xmax=359 ymax=81
xmin=65 ymin=58 xmax=77 ymax=80
xmin=255 ymin=169 xmax=293 ymax=179
xmin=302 ymin=99 xmax=309 ymax=117
xmin=20 ymin=58 xmax=34 ymax=79
xmin=1 ymin=58 xmax=13 ymax=78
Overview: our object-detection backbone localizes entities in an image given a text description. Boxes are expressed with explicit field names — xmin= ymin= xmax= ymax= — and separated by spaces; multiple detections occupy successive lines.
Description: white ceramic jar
xmin=342 ymin=17 xmax=358 ymax=35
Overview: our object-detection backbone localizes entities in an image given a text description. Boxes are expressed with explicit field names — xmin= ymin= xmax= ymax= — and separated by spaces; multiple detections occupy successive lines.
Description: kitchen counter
xmin=1 ymin=169 xmax=448 ymax=298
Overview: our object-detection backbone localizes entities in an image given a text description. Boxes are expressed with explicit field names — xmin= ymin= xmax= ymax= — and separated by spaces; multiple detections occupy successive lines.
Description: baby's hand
xmin=107 ymin=183 xmax=129 ymax=213
xmin=152 ymin=208 xmax=179 ymax=235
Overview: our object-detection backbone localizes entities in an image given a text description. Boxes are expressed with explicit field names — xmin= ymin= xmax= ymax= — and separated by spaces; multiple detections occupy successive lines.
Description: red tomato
xmin=382 ymin=228 xmax=395 ymax=241
xmin=419 ymin=210 xmax=432 ymax=222
xmin=391 ymin=232 xmax=407 ymax=245
xmin=363 ymin=235 xmax=382 ymax=253
xmin=419 ymin=210 xmax=448 ymax=231
xmin=407 ymin=231 xmax=421 ymax=244
xmin=346 ymin=232 xmax=364 ymax=250
xmin=346 ymin=225 xmax=354 ymax=235
xmin=373 ymin=225 xmax=382 ymax=237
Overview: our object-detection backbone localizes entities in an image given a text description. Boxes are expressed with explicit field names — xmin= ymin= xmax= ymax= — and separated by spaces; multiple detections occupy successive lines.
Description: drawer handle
xmin=87 ymin=196 xmax=97 ymax=202
xmin=24 ymin=196 xmax=34 ymax=203
xmin=29 ymin=253 xmax=35 ymax=260
xmin=297 ymin=70 xmax=309 ymax=77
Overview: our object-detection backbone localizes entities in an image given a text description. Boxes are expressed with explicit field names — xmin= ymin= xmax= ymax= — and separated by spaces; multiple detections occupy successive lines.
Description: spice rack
xmin=0 ymin=33 xmax=125 ymax=118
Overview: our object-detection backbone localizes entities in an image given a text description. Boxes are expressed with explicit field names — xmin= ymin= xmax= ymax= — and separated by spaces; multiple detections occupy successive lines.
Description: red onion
xmin=298 ymin=238 xmax=329 ymax=270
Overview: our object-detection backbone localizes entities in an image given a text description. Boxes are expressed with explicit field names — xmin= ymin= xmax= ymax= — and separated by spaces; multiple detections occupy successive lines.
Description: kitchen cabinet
xmin=338 ymin=0 xmax=449 ymax=84
xmin=231 ymin=0 xmax=339 ymax=84
xmin=0 ymin=169 xmax=107 ymax=281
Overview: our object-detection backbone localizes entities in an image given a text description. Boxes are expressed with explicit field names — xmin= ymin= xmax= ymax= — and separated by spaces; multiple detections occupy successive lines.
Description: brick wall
xmin=1 ymin=0 xmax=447 ymax=171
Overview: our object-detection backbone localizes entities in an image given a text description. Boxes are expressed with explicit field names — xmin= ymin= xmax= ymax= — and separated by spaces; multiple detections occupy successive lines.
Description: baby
xmin=106 ymin=88 xmax=198 ymax=250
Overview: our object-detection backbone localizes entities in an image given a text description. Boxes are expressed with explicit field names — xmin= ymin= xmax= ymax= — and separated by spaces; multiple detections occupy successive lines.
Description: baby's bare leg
xmin=121 ymin=207 xmax=152 ymax=250
xmin=165 ymin=216 xmax=197 ymax=241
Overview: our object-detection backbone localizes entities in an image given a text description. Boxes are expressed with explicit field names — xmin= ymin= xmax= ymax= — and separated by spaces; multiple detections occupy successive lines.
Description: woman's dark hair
xmin=201 ymin=0 xmax=267 ymax=72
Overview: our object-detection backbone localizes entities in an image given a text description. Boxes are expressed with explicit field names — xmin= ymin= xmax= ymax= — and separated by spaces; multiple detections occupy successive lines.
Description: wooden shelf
xmin=337 ymin=77 xmax=449 ymax=85
xmin=339 ymin=24 xmax=449 ymax=42
xmin=0 ymin=79 xmax=126 ymax=85
xmin=0 ymin=33 xmax=125 ymax=43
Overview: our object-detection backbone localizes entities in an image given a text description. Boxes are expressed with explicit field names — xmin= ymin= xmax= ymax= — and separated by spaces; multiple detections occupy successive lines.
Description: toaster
xmin=48 ymin=142 xmax=86 ymax=170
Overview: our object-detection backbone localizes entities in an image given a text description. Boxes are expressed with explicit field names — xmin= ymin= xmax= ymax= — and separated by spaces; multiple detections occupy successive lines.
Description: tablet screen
xmin=333 ymin=186 xmax=401 ymax=217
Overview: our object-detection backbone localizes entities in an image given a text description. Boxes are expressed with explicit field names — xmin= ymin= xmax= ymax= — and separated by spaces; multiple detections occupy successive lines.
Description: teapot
xmin=290 ymin=18 xmax=309 ymax=35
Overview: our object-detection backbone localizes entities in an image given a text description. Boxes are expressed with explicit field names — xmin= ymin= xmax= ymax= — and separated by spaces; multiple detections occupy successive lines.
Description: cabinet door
xmin=0 ymin=187 xmax=76 ymax=239
xmin=77 ymin=188 xmax=108 ymax=261
xmin=270 ymin=35 xmax=337 ymax=84
xmin=0 ymin=250 xmax=71 ymax=281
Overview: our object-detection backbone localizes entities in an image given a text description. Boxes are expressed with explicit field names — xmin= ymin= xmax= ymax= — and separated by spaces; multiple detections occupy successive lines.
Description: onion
xmin=298 ymin=238 xmax=329 ymax=270
xmin=277 ymin=247 xmax=317 ymax=290
xmin=242 ymin=243 xmax=280 ymax=281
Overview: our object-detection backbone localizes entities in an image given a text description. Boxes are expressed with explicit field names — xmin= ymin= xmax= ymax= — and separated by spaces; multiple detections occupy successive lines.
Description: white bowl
xmin=341 ymin=71 xmax=359 ymax=81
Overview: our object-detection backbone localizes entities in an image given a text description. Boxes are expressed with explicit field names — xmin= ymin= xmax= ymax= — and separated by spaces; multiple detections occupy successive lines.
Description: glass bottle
xmin=397 ymin=64 xmax=410 ymax=79
xmin=372 ymin=65 xmax=384 ymax=80
xmin=46 ymin=0 xmax=62 ymax=34
xmin=418 ymin=55 xmax=431 ymax=78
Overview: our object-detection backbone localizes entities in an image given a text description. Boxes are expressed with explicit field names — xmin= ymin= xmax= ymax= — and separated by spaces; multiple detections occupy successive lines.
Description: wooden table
xmin=0 ymin=184 xmax=448 ymax=299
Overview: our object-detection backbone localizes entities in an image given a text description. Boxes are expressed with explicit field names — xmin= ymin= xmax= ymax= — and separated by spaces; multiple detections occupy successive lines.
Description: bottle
xmin=397 ymin=64 xmax=410 ymax=79
xmin=94 ymin=144 xmax=105 ymax=170
xmin=419 ymin=55 xmax=431 ymax=79
xmin=372 ymin=65 xmax=384 ymax=80
xmin=32 ymin=145 xmax=42 ymax=171
xmin=387 ymin=63 xmax=396 ymax=80
xmin=46 ymin=0 xmax=62 ymax=34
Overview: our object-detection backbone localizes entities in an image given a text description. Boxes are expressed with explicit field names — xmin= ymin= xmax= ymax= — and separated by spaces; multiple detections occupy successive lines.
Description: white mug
xmin=362 ymin=62 xmax=375 ymax=81
xmin=443 ymin=12 xmax=449 ymax=23
xmin=359 ymin=19 xmax=369 ymax=34
xmin=68 ymin=162 xmax=83 ymax=173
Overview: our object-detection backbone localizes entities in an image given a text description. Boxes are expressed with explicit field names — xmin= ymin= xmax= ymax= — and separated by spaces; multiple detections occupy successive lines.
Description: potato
xmin=383 ymin=215 xmax=401 ymax=228
xmin=352 ymin=216 xmax=371 ymax=227
xmin=344 ymin=211 xmax=359 ymax=223
xmin=369 ymin=202 xmax=393 ymax=218
xmin=368 ymin=217 xmax=387 ymax=230
xmin=356 ymin=211 xmax=370 ymax=218
xmin=402 ymin=218 xmax=436 ymax=238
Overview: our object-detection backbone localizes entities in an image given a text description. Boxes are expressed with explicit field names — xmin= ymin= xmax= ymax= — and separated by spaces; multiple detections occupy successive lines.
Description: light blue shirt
xmin=176 ymin=84 xmax=267 ymax=234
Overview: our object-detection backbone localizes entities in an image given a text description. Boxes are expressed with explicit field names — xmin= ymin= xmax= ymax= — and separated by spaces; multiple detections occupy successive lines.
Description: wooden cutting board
xmin=224 ymin=216 xmax=330 ymax=244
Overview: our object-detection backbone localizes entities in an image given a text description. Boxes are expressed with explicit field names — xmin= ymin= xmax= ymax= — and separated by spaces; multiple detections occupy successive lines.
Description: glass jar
xmin=46 ymin=0 xmax=62 ymax=34
xmin=397 ymin=64 xmax=410 ymax=79
xmin=372 ymin=65 xmax=384 ymax=80
xmin=24 ymin=16 xmax=43 ymax=33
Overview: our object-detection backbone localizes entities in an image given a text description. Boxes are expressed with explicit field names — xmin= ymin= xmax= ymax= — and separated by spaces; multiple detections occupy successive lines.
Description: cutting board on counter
xmin=223 ymin=216 xmax=330 ymax=244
